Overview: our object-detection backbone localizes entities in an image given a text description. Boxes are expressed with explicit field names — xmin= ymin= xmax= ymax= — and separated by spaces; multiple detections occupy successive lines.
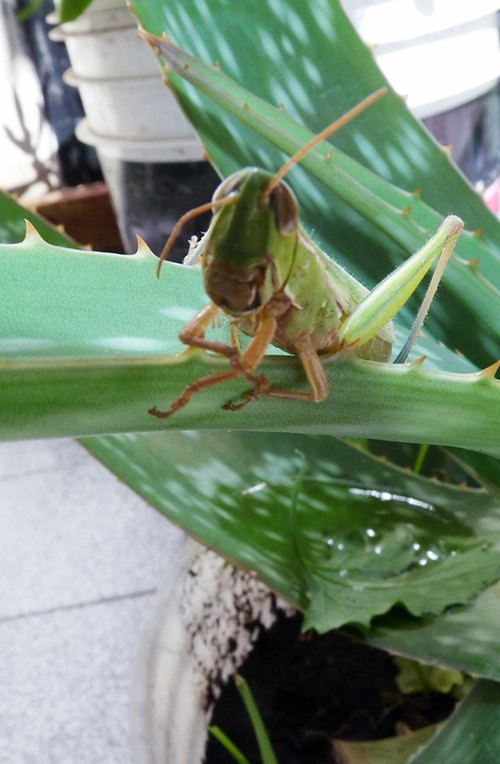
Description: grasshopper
xmin=149 ymin=91 xmax=463 ymax=419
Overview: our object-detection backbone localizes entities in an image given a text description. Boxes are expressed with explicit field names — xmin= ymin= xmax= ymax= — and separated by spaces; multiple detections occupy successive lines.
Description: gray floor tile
xmin=0 ymin=594 xmax=154 ymax=764
xmin=0 ymin=440 xmax=184 ymax=619
xmin=0 ymin=438 xmax=83 ymax=479
xmin=0 ymin=439 xmax=187 ymax=763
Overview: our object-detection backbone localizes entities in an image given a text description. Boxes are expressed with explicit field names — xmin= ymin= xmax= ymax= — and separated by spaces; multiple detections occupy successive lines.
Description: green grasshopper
xmin=148 ymin=91 xmax=463 ymax=419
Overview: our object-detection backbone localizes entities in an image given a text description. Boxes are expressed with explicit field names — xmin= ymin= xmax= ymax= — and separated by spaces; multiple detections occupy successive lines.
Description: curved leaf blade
xmin=1 ymin=233 xmax=498 ymax=450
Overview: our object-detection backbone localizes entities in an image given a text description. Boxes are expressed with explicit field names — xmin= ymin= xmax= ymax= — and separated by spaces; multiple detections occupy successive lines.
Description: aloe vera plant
xmin=2 ymin=1 xmax=500 ymax=761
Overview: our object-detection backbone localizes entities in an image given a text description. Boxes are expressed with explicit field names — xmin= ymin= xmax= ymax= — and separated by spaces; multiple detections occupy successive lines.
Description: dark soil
xmin=205 ymin=612 xmax=455 ymax=763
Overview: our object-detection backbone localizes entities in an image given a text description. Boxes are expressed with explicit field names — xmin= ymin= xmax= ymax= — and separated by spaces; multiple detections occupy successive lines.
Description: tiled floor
xmin=0 ymin=438 xmax=185 ymax=764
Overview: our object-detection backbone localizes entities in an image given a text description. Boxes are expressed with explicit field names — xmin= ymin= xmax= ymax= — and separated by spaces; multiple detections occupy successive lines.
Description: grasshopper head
xmin=203 ymin=168 xmax=299 ymax=315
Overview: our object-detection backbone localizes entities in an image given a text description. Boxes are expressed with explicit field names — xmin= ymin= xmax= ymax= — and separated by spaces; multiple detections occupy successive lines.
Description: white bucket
xmin=76 ymin=118 xmax=203 ymax=163
xmin=50 ymin=23 xmax=158 ymax=79
xmin=344 ymin=0 xmax=500 ymax=117
xmin=64 ymin=69 xmax=196 ymax=141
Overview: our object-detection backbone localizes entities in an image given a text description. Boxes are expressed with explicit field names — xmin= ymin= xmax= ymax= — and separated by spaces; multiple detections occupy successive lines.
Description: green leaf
xmin=0 ymin=193 xmax=75 ymax=248
xmin=370 ymin=581 xmax=500 ymax=681
xmin=235 ymin=675 xmax=278 ymax=764
xmin=409 ymin=680 xmax=500 ymax=764
xmin=208 ymin=726 xmax=251 ymax=764
xmin=16 ymin=0 xmax=44 ymax=22
xmin=58 ymin=0 xmax=94 ymax=23
xmin=394 ymin=657 xmax=465 ymax=696
xmin=1 ymin=232 xmax=498 ymax=450
xmin=83 ymin=431 xmax=500 ymax=660
xmin=445 ymin=449 xmax=500 ymax=498
xmin=303 ymin=544 xmax=500 ymax=632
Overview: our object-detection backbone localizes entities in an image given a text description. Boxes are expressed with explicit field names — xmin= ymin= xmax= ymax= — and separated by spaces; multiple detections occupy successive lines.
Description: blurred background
xmin=1 ymin=1 xmax=500 ymax=761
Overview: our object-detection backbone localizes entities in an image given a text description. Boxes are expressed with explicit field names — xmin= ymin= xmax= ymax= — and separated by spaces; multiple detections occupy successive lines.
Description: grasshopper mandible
xmin=149 ymin=91 xmax=463 ymax=419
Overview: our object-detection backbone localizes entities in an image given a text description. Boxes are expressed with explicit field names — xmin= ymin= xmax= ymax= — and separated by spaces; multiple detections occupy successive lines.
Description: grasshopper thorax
xmin=203 ymin=168 xmax=299 ymax=315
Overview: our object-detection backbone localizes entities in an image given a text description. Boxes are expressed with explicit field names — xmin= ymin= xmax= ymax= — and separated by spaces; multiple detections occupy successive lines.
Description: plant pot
xmin=75 ymin=119 xmax=203 ymax=163
xmin=344 ymin=0 xmax=500 ymax=208
xmin=131 ymin=541 xmax=456 ymax=764
xmin=64 ymin=69 xmax=194 ymax=141
xmin=49 ymin=22 xmax=158 ymax=79
xmin=131 ymin=539 xmax=294 ymax=764
xmin=75 ymin=119 xmax=215 ymax=256
xmin=33 ymin=180 xmax=123 ymax=251
xmin=49 ymin=2 xmax=215 ymax=256
xmin=344 ymin=0 xmax=500 ymax=117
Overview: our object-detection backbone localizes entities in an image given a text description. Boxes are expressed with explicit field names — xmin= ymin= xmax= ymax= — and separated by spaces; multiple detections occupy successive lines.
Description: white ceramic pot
xmin=64 ymin=69 xmax=196 ymax=141
xmin=343 ymin=0 xmax=500 ymax=117
xmin=130 ymin=540 xmax=294 ymax=764
xmin=50 ymin=23 xmax=157 ymax=79
xmin=75 ymin=119 xmax=203 ymax=163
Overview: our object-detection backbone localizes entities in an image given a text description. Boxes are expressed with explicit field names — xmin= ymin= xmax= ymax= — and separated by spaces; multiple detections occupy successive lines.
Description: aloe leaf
xmin=1 ymin=231 xmax=498 ymax=449
xmin=132 ymin=0 xmax=500 ymax=368
xmin=0 ymin=193 xmax=75 ymax=248
xmin=409 ymin=680 xmax=500 ymax=764
xmin=445 ymin=449 xmax=500 ymax=497
xmin=303 ymin=545 xmax=500 ymax=632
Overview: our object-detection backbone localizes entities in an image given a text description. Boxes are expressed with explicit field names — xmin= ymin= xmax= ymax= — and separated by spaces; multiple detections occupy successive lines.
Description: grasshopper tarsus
xmin=148 ymin=406 xmax=174 ymax=420
xmin=223 ymin=376 xmax=272 ymax=411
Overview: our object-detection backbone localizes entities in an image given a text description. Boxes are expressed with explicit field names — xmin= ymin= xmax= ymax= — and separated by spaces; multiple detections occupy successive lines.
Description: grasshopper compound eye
xmin=212 ymin=170 xmax=248 ymax=202
xmin=265 ymin=181 xmax=299 ymax=236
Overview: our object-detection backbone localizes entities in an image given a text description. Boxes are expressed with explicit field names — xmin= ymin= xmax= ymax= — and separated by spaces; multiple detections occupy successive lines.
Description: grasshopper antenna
xmin=263 ymin=87 xmax=388 ymax=200
xmin=156 ymin=194 xmax=239 ymax=276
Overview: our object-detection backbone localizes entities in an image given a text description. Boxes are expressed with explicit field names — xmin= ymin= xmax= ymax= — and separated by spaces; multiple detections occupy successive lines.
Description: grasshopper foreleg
xmin=149 ymin=307 xmax=277 ymax=418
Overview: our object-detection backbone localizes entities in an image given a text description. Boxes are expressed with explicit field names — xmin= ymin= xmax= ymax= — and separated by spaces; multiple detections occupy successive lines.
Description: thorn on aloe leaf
xmin=478 ymin=360 xmax=500 ymax=380
xmin=411 ymin=355 xmax=427 ymax=367
xmin=23 ymin=219 xmax=44 ymax=243
xmin=465 ymin=257 xmax=481 ymax=272
xmin=134 ymin=236 xmax=154 ymax=256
